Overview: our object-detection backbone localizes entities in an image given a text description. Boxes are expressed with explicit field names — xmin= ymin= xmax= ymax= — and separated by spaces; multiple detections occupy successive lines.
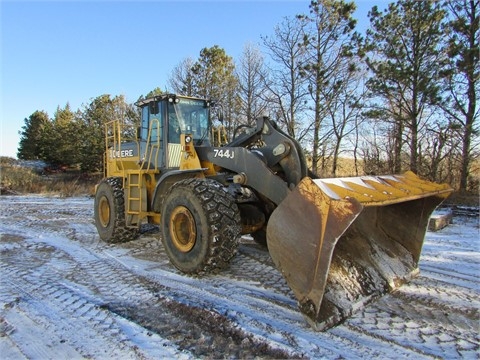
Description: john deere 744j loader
xmin=94 ymin=94 xmax=452 ymax=329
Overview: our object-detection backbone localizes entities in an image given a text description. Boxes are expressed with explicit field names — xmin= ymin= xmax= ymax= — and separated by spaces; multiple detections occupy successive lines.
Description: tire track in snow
xmin=0 ymin=198 xmax=425 ymax=358
xmin=111 ymin=242 xmax=446 ymax=359
xmin=0 ymin=239 xmax=189 ymax=360
xmin=0 ymin=211 xmax=300 ymax=358
xmin=421 ymin=265 xmax=479 ymax=290
xmin=1 ymin=196 xmax=479 ymax=359
xmin=346 ymin=282 xmax=479 ymax=359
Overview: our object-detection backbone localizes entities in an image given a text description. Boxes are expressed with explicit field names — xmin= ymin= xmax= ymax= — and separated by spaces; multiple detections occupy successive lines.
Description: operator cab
xmin=136 ymin=94 xmax=212 ymax=145
xmin=135 ymin=94 xmax=213 ymax=169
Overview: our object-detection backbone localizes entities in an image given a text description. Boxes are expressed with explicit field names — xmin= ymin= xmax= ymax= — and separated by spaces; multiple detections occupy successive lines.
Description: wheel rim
xmin=170 ymin=206 xmax=196 ymax=252
xmin=98 ymin=196 xmax=111 ymax=228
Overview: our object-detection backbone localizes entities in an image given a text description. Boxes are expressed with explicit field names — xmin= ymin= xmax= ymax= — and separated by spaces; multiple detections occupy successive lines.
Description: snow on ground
xmin=0 ymin=195 xmax=479 ymax=359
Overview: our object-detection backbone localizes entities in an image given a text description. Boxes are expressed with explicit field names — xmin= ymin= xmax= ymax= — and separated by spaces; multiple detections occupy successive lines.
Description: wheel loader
xmin=94 ymin=94 xmax=452 ymax=330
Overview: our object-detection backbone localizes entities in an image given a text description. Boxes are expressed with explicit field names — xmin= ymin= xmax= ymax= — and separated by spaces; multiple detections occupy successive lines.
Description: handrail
xmin=104 ymin=118 xmax=161 ymax=177
xmin=143 ymin=118 xmax=161 ymax=172
xmin=211 ymin=125 xmax=228 ymax=146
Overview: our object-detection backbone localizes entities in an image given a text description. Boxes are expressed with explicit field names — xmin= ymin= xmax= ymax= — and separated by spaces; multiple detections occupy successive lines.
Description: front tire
xmin=161 ymin=178 xmax=241 ymax=274
xmin=94 ymin=177 xmax=139 ymax=243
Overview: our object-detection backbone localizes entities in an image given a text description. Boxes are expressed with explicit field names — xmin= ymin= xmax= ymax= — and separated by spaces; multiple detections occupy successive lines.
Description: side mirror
xmin=213 ymin=103 xmax=224 ymax=124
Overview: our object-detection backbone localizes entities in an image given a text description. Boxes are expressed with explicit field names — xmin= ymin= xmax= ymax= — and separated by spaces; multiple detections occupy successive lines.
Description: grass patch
xmin=1 ymin=160 xmax=101 ymax=197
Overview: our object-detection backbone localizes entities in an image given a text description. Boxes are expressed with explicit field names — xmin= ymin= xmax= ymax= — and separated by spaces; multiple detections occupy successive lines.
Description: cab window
xmin=167 ymin=98 xmax=210 ymax=144
xmin=140 ymin=101 xmax=163 ymax=144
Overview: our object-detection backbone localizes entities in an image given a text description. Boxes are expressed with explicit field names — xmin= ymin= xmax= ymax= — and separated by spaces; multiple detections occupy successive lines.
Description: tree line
xmin=17 ymin=0 xmax=478 ymax=191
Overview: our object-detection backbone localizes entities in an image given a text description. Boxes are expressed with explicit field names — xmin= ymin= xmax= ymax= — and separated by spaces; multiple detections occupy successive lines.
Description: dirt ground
xmin=0 ymin=195 xmax=479 ymax=359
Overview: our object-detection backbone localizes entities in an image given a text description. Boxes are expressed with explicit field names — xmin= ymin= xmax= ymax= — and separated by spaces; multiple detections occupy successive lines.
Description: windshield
xmin=167 ymin=98 xmax=210 ymax=144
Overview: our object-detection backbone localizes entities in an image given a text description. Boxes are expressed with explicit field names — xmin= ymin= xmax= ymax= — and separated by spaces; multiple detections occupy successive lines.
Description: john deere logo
xmin=110 ymin=149 xmax=134 ymax=158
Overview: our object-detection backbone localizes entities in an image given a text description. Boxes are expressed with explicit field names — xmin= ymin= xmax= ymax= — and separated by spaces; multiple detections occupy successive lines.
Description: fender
xmin=151 ymin=168 xmax=206 ymax=212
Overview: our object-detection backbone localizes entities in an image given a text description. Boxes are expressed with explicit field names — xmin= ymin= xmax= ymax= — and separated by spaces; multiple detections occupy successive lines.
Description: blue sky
xmin=1 ymin=0 xmax=384 ymax=158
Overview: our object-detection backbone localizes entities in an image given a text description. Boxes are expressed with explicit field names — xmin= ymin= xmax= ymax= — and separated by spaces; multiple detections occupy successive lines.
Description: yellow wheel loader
xmin=94 ymin=94 xmax=452 ymax=329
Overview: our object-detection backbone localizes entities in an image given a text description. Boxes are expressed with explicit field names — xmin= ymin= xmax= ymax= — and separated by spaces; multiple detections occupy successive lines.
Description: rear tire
xmin=161 ymin=178 xmax=241 ymax=274
xmin=94 ymin=177 xmax=139 ymax=243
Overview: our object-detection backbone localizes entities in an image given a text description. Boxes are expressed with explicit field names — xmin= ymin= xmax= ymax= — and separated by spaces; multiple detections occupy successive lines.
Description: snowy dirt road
xmin=0 ymin=195 xmax=478 ymax=359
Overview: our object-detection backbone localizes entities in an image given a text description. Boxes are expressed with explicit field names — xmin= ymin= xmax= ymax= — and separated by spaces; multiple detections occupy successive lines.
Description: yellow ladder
xmin=126 ymin=171 xmax=144 ymax=226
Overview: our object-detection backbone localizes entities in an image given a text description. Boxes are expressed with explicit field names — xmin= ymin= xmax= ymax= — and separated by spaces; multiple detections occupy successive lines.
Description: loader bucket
xmin=267 ymin=171 xmax=452 ymax=330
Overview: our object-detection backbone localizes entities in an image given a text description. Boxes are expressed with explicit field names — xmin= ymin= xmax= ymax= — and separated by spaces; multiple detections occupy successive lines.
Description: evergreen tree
xmin=17 ymin=110 xmax=50 ymax=160
xmin=40 ymin=104 xmax=81 ymax=166
xmin=364 ymin=0 xmax=447 ymax=174
xmin=191 ymin=45 xmax=239 ymax=135
xmin=191 ymin=45 xmax=237 ymax=101
xmin=78 ymin=95 xmax=139 ymax=172
xmin=441 ymin=0 xmax=479 ymax=190
xmin=145 ymin=87 xmax=164 ymax=98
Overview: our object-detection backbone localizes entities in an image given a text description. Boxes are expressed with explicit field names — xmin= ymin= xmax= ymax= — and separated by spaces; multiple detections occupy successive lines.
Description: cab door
xmin=139 ymin=101 xmax=165 ymax=170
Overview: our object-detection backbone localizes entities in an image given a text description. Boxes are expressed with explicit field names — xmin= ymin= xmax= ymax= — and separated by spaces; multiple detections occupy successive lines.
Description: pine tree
xmin=191 ymin=46 xmax=239 ymax=135
xmin=39 ymin=104 xmax=81 ymax=166
xmin=17 ymin=110 xmax=50 ymax=160
xmin=364 ymin=0 xmax=447 ymax=174
xmin=78 ymin=95 xmax=138 ymax=172
xmin=440 ymin=0 xmax=479 ymax=191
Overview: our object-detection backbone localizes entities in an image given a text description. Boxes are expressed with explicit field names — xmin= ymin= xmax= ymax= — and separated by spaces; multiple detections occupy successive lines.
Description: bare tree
xmin=419 ymin=120 xmax=456 ymax=183
xmin=168 ymin=57 xmax=196 ymax=96
xmin=298 ymin=0 xmax=359 ymax=175
xmin=236 ymin=43 xmax=269 ymax=126
xmin=327 ymin=69 xmax=366 ymax=176
xmin=360 ymin=117 xmax=399 ymax=175
xmin=261 ymin=16 xmax=309 ymax=140
xmin=359 ymin=121 xmax=392 ymax=175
